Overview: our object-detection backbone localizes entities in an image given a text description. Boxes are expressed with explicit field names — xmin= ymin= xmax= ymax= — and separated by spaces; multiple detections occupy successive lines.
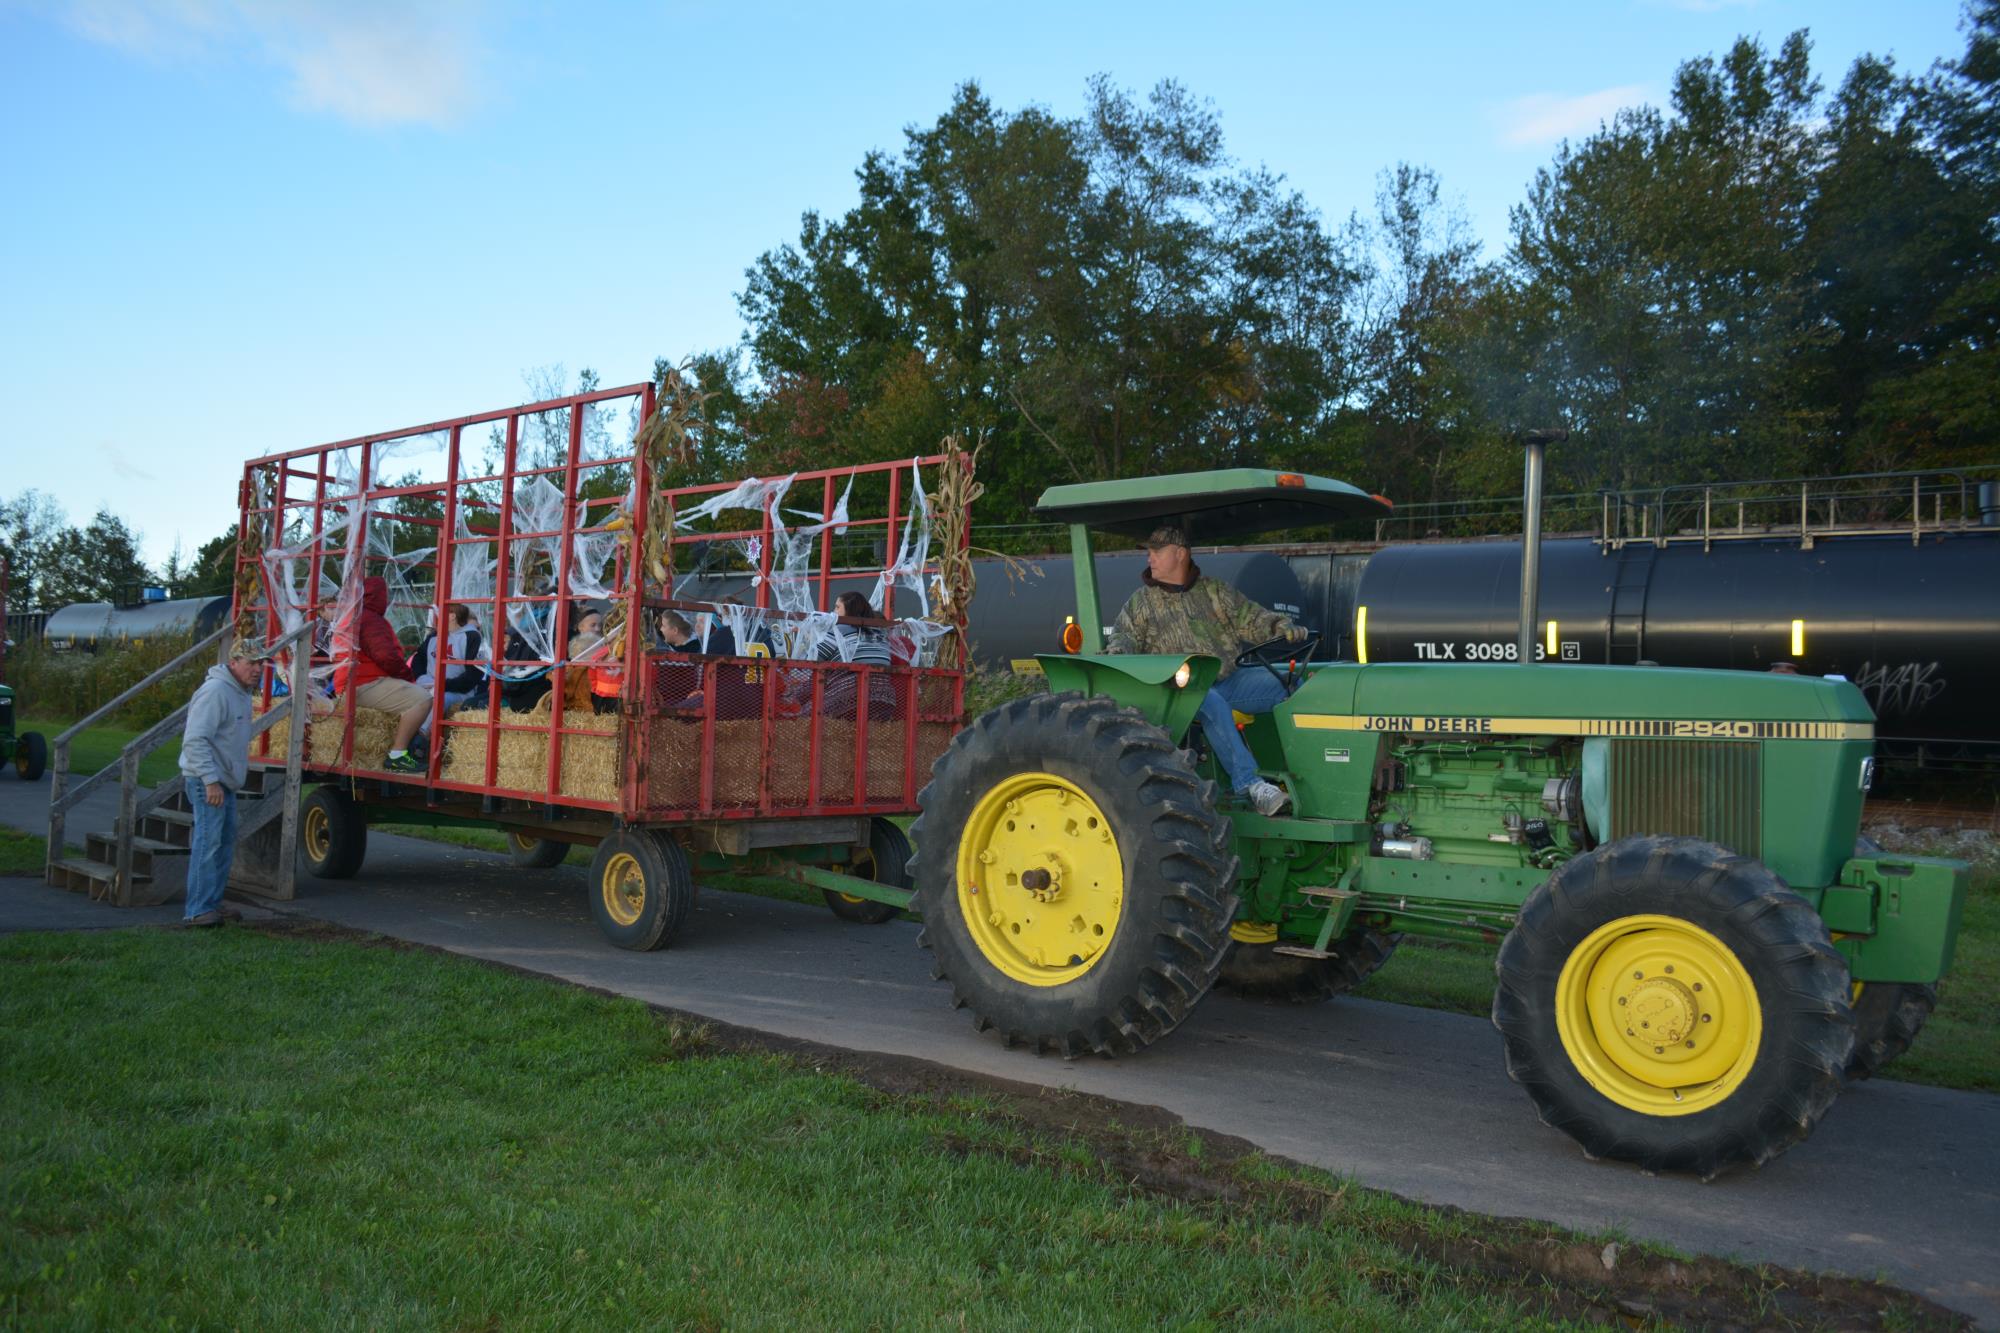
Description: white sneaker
xmin=1244 ymin=780 xmax=1291 ymax=816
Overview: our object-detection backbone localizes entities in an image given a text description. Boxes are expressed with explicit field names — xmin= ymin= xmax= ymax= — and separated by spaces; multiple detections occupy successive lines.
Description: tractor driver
xmin=1106 ymin=525 xmax=1304 ymax=816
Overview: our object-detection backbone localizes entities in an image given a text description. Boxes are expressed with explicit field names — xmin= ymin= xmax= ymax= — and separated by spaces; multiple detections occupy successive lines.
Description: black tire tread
xmin=912 ymin=692 xmax=1239 ymax=1058
xmin=587 ymin=830 xmax=694 ymax=952
xmin=507 ymin=832 xmax=570 ymax=869
xmin=300 ymin=785 xmax=368 ymax=879
xmin=1218 ymin=929 xmax=1401 ymax=1003
xmin=825 ymin=817 xmax=910 ymax=925
xmin=1845 ymin=981 xmax=1939 ymax=1080
xmin=1492 ymin=835 xmax=1853 ymax=1179
xmin=15 ymin=731 xmax=48 ymax=781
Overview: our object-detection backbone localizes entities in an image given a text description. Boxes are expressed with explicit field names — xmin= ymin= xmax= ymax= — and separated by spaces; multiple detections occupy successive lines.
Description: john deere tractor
xmin=912 ymin=455 xmax=1966 ymax=1178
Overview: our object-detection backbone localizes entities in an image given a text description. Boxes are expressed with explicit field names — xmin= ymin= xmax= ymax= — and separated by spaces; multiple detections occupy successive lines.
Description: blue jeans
xmin=183 ymin=776 xmax=236 ymax=920
xmin=1196 ymin=668 xmax=1290 ymax=793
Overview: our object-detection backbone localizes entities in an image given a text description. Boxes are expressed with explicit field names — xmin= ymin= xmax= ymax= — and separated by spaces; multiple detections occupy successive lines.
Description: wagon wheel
xmin=1217 ymin=925 xmax=1400 ymax=1003
xmin=588 ymin=830 xmax=694 ymax=951
xmin=1493 ymin=836 xmax=1853 ymax=1178
xmin=825 ymin=817 xmax=909 ymax=925
xmin=506 ymin=830 xmax=570 ymax=869
xmin=911 ymin=692 xmax=1238 ymax=1056
xmin=299 ymin=786 xmax=368 ymax=879
xmin=1845 ymin=981 xmax=1939 ymax=1080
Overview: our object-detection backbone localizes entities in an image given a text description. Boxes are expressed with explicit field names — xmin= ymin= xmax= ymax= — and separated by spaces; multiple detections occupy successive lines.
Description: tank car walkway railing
xmin=1598 ymin=467 xmax=2000 ymax=552
xmin=46 ymin=620 xmax=313 ymax=905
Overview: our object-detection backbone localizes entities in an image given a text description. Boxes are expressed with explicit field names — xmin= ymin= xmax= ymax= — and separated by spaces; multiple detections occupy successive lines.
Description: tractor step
xmin=1273 ymin=944 xmax=1334 ymax=960
xmin=1298 ymin=884 xmax=1357 ymax=902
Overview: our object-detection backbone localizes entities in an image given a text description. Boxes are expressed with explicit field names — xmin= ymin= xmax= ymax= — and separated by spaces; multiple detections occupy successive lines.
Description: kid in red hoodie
xmin=338 ymin=576 xmax=432 ymax=772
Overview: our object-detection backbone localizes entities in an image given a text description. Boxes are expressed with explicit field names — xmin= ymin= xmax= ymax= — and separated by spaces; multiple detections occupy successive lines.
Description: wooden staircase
xmin=45 ymin=622 xmax=313 ymax=908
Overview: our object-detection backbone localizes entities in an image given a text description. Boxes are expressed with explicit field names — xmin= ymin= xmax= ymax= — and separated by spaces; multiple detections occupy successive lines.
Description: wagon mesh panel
xmin=642 ymin=653 xmax=958 ymax=818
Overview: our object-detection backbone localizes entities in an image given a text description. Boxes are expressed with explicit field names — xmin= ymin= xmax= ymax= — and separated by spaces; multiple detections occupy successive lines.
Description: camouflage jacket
xmin=1106 ymin=567 xmax=1293 ymax=678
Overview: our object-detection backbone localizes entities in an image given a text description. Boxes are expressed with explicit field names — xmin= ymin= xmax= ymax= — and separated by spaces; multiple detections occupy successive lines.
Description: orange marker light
xmin=1062 ymin=618 xmax=1083 ymax=653
xmin=1276 ymin=472 xmax=1306 ymax=488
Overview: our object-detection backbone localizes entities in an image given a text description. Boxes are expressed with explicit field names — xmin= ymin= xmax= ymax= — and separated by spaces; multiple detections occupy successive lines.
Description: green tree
xmin=735 ymin=78 xmax=1365 ymax=532
xmin=0 ymin=490 xmax=68 ymax=611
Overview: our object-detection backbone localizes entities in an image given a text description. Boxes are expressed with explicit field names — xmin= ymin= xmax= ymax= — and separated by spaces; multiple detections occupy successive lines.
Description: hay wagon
xmin=236 ymin=376 xmax=970 ymax=946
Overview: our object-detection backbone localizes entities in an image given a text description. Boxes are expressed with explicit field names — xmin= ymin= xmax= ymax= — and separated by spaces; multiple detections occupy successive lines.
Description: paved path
xmin=2 ymin=781 xmax=1995 ymax=1325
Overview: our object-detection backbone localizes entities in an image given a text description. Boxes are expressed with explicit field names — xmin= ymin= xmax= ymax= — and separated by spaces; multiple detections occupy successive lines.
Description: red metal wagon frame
xmin=232 ymin=380 xmax=968 ymax=825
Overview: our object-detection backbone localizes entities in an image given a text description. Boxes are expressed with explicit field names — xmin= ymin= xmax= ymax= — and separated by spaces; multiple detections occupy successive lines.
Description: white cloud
xmin=54 ymin=0 xmax=486 ymax=128
xmin=1494 ymin=85 xmax=1651 ymax=148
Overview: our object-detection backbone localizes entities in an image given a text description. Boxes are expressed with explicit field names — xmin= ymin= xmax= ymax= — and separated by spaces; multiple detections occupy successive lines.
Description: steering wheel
xmin=1235 ymin=632 xmax=1321 ymax=694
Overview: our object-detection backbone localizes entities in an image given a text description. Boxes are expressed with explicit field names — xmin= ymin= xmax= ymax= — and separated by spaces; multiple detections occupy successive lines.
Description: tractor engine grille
xmin=1608 ymin=739 xmax=1761 ymax=858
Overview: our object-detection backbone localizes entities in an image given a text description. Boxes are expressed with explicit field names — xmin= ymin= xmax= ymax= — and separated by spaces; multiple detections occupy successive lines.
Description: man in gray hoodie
xmin=178 ymin=641 xmax=260 ymax=927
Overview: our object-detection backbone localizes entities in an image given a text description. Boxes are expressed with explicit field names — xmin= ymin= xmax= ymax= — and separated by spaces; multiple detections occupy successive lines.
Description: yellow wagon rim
xmin=1554 ymin=913 xmax=1762 ymax=1116
xmin=956 ymin=772 xmax=1123 ymax=987
xmin=600 ymin=851 xmax=646 ymax=927
xmin=303 ymin=804 xmax=331 ymax=863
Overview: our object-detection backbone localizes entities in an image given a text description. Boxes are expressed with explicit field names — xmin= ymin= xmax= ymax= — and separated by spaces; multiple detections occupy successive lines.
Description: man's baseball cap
xmin=1144 ymin=524 xmax=1190 ymax=550
xmin=228 ymin=639 xmax=263 ymax=662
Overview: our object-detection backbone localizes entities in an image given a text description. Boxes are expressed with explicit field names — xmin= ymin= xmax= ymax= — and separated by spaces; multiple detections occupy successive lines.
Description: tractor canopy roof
xmin=1032 ymin=468 xmax=1391 ymax=542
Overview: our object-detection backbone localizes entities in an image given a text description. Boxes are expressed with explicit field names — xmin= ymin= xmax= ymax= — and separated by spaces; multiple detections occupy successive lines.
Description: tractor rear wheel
xmin=588 ymin=830 xmax=694 ymax=951
xmin=911 ymin=692 xmax=1238 ymax=1057
xmin=506 ymin=830 xmax=570 ymax=869
xmin=1218 ymin=927 xmax=1400 ymax=1003
xmin=825 ymin=818 xmax=910 ymax=925
xmin=1493 ymin=835 xmax=1853 ymax=1179
xmin=299 ymin=786 xmax=368 ymax=879
xmin=1845 ymin=981 xmax=1939 ymax=1080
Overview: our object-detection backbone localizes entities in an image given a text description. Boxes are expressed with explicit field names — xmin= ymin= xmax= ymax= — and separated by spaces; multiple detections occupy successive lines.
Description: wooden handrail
xmin=49 ymin=620 xmax=315 ymax=889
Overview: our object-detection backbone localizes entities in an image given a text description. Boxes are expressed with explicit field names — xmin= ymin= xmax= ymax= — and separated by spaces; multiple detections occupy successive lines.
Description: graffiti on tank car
xmin=1854 ymin=660 xmax=1947 ymax=717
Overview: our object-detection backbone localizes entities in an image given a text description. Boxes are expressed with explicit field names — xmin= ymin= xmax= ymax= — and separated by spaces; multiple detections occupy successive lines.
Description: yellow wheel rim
xmin=600 ymin=852 xmax=646 ymax=927
xmin=509 ymin=831 xmax=538 ymax=855
xmin=1555 ymin=914 xmax=1762 ymax=1116
xmin=840 ymin=848 xmax=878 ymax=904
xmin=1231 ymin=921 xmax=1279 ymax=945
xmin=956 ymin=772 xmax=1122 ymax=987
xmin=303 ymin=805 xmax=331 ymax=863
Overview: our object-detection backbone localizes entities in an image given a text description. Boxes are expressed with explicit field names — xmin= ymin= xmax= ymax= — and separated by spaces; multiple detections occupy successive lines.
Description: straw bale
xmin=438 ymin=700 xmax=620 ymax=802
xmin=257 ymin=701 xmax=398 ymax=769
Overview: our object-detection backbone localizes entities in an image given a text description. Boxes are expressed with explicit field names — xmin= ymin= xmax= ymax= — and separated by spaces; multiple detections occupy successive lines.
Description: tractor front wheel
xmin=825 ymin=818 xmax=910 ymax=925
xmin=911 ymin=692 xmax=1239 ymax=1057
xmin=1218 ymin=926 xmax=1399 ymax=1003
xmin=588 ymin=830 xmax=694 ymax=951
xmin=1493 ymin=836 xmax=1853 ymax=1178
xmin=14 ymin=731 xmax=47 ymax=781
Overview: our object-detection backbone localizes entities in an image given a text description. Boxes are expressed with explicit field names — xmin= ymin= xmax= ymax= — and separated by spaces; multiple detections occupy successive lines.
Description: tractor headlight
xmin=1859 ymin=756 xmax=1875 ymax=793
xmin=1173 ymin=660 xmax=1192 ymax=689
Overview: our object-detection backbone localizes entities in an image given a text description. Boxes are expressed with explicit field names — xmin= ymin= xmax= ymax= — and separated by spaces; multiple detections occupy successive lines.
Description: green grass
xmin=0 ymin=826 xmax=50 ymax=876
xmin=20 ymin=717 xmax=182 ymax=788
xmin=0 ymin=927 xmax=1630 ymax=1330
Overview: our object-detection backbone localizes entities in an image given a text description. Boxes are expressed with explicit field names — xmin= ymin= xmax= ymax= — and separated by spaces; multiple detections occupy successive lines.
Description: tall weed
xmin=4 ymin=632 xmax=209 ymax=727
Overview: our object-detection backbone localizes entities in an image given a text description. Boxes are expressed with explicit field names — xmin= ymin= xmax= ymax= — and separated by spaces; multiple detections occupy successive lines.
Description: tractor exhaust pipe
xmin=1516 ymin=428 xmax=1566 ymax=665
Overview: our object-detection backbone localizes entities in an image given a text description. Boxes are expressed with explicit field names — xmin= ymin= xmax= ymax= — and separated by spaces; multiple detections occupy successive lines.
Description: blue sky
xmin=0 ymin=0 xmax=1974 ymax=570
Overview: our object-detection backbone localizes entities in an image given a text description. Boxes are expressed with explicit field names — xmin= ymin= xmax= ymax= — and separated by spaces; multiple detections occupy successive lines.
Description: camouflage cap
xmin=1143 ymin=524 xmax=1190 ymax=550
xmin=228 ymin=639 xmax=263 ymax=662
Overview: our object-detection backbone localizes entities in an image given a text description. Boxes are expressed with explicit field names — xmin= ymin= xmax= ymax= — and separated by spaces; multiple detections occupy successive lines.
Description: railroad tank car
xmin=41 ymin=595 xmax=231 ymax=651
xmin=1353 ymin=532 xmax=2000 ymax=758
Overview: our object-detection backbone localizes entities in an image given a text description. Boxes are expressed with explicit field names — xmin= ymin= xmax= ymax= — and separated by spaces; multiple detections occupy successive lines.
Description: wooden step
xmin=84 ymin=832 xmax=187 ymax=881
xmin=48 ymin=857 xmax=120 ymax=900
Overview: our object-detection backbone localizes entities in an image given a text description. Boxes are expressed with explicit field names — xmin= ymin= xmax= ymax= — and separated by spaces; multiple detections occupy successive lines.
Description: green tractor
xmin=911 ymin=456 xmax=1966 ymax=1178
